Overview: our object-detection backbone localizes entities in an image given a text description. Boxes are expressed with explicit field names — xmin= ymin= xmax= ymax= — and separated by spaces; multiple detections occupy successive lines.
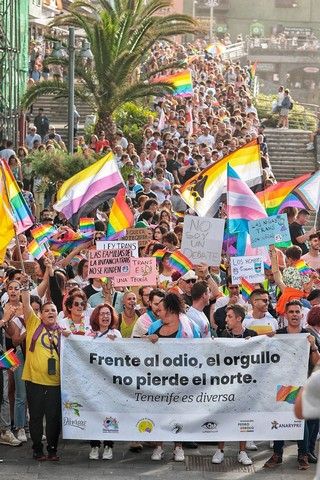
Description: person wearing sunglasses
xmin=58 ymin=292 xmax=90 ymax=335
xmin=170 ymin=270 xmax=198 ymax=307
xmin=242 ymin=289 xmax=279 ymax=336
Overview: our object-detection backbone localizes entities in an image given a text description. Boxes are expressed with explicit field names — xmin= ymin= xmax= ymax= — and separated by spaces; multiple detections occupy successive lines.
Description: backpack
xmin=289 ymin=101 xmax=294 ymax=110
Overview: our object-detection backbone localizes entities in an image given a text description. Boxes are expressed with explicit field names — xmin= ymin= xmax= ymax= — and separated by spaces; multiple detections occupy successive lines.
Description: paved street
xmin=0 ymin=440 xmax=317 ymax=480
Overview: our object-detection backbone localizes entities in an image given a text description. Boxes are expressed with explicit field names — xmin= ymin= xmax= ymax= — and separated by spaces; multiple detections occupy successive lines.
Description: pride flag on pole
xmin=179 ymin=140 xmax=262 ymax=217
xmin=106 ymin=187 xmax=134 ymax=239
xmin=153 ymin=70 xmax=193 ymax=97
xmin=54 ymin=153 xmax=124 ymax=226
xmin=0 ymin=348 xmax=21 ymax=369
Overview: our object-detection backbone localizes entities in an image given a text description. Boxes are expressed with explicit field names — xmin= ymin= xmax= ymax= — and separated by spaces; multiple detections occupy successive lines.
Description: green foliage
xmin=27 ymin=149 xmax=97 ymax=183
xmin=113 ymin=102 xmax=155 ymax=149
xmin=120 ymin=162 xmax=143 ymax=184
xmin=21 ymin=0 xmax=199 ymax=132
xmin=255 ymin=93 xmax=317 ymax=130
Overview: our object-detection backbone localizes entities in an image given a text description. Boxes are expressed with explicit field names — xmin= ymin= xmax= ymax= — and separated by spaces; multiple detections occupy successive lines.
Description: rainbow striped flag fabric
xmin=106 ymin=187 xmax=134 ymax=239
xmin=205 ymin=42 xmax=226 ymax=57
xmin=152 ymin=249 xmax=167 ymax=261
xmin=54 ymin=153 xmax=124 ymax=226
xmin=295 ymin=260 xmax=313 ymax=275
xmin=154 ymin=70 xmax=193 ymax=97
xmin=168 ymin=250 xmax=193 ymax=275
xmin=276 ymin=385 xmax=301 ymax=404
xmin=31 ymin=224 xmax=56 ymax=244
xmin=27 ymin=239 xmax=47 ymax=260
xmin=0 ymin=159 xmax=33 ymax=234
xmin=0 ymin=348 xmax=21 ymax=369
xmin=79 ymin=218 xmax=95 ymax=236
xmin=241 ymin=278 xmax=255 ymax=301
xmin=179 ymin=140 xmax=262 ymax=217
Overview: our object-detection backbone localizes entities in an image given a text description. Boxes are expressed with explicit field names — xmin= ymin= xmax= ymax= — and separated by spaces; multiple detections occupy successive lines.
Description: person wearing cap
xmin=43 ymin=126 xmax=62 ymax=144
xmin=169 ymin=270 xmax=198 ymax=307
xmin=25 ymin=126 xmax=42 ymax=151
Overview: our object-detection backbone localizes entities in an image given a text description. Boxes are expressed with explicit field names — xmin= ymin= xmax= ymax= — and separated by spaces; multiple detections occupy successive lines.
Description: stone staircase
xmin=30 ymin=95 xmax=92 ymax=140
xmin=265 ymin=128 xmax=316 ymax=180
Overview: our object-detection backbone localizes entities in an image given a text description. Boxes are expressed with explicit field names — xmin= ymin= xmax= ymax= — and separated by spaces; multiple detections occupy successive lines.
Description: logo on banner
xmin=63 ymin=400 xmax=83 ymax=417
xmin=169 ymin=422 xmax=183 ymax=434
xmin=136 ymin=418 xmax=154 ymax=433
xmin=271 ymin=420 xmax=302 ymax=430
xmin=63 ymin=417 xmax=87 ymax=430
xmin=238 ymin=419 xmax=254 ymax=433
xmin=201 ymin=421 xmax=218 ymax=433
xmin=102 ymin=417 xmax=119 ymax=433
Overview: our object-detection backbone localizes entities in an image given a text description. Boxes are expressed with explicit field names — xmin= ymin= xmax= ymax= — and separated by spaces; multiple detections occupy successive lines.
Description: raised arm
xmin=269 ymin=245 xmax=286 ymax=292
xmin=20 ymin=273 xmax=33 ymax=320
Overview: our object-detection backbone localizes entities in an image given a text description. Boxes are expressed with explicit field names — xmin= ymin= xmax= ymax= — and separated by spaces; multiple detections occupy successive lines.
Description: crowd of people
xmin=1 ymin=38 xmax=320 ymax=473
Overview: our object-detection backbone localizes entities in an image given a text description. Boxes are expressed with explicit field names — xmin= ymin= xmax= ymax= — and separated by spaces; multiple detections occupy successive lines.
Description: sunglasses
xmin=73 ymin=301 xmax=85 ymax=307
xmin=185 ymin=279 xmax=196 ymax=284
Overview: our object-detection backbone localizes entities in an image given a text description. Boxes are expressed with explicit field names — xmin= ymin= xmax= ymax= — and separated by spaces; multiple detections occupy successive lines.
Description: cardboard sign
xmin=96 ymin=240 xmax=139 ymax=257
xmin=114 ymin=257 xmax=157 ymax=287
xmin=88 ymin=248 xmax=131 ymax=278
xmin=181 ymin=215 xmax=225 ymax=266
xmin=230 ymin=255 xmax=264 ymax=285
xmin=123 ymin=228 xmax=152 ymax=247
xmin=249 ymin=214 xmax=290 ymax=248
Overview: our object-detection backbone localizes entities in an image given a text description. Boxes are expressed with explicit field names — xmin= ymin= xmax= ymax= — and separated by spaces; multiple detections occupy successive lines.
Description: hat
xmin=181 ymin=270 xmax=198 ymax=281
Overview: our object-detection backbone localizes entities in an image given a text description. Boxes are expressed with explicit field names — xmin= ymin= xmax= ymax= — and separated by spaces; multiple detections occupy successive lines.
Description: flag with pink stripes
xmin=227 ymin=164 xmax=267 ymax=235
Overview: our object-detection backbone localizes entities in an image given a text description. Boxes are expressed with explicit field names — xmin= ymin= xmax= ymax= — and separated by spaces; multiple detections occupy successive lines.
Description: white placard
xmin=96 ymin=240 xmax=139 ymax=257
xmin=61 ymin=335 xmax=308 ymax=441
xmin=181 ymin=215 xmax=225 ymax=266
xmin=230 ymin=255 xmax=264 ymax=285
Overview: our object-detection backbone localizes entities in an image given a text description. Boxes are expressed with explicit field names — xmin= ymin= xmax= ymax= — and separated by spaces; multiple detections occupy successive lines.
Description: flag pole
xmin=0 ymin=161 xmax=26 ymax=273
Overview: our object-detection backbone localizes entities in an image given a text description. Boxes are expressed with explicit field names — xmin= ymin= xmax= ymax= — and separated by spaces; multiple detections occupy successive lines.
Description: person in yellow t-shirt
xmin=21 ymin=274 xmax=68 ymax=461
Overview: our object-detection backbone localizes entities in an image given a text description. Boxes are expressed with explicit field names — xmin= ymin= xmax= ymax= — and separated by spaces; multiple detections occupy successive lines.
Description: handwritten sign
xmin=114 ymin=257 xmax=157 ymax=287
xmin=96 ymin=240 xmax=139 ymax=257
xmin=230 ymin=255 xmax=265 ymax=285
xmin=249 ymin=214 xmax=290 ymax=248
xmin=88 ymin=248 xmax=131 ymax=278
xmin=123 ymin=228 xmax=152 ymax=247
xmin=181 ymin=216 xmax=225 ymax=266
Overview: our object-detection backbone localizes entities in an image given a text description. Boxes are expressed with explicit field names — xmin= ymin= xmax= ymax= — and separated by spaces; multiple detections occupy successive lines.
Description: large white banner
xmin=61 ymin=335 xmax=309 ymax=441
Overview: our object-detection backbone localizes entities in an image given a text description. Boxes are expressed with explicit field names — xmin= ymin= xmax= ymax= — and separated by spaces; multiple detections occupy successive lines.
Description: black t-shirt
xmin=153 ymin=326 xmax=178 ymax=338
xmin=289 ymin=222 xmax=308 ymax=255
xmin=166 ymin=159 xmax=180 ymax=175
xmin=221 ymin=328 xmax=258 ymax=338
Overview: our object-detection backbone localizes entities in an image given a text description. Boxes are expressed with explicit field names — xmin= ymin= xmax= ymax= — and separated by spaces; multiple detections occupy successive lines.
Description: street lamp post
xmin=192 ymin=0 xmax=198 ymax=19
xmin=207 ymin=0 xmax=219 ymax=41
xmin=68 ymin=27 xmax=75 ymax=154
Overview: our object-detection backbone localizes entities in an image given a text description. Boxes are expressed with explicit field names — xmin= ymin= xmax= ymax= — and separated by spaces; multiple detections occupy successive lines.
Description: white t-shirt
xmin=187 ymin=306 xmax=211 ymax=338
xmin=243 ymin=313 xmax=279 ymax=335
xmin=214 ymin=295 xmax=246 ymax=312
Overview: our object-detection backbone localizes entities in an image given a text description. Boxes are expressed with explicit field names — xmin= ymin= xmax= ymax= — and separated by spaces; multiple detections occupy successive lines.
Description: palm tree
xmin=21 ymin=0 xmax=199 ymax=137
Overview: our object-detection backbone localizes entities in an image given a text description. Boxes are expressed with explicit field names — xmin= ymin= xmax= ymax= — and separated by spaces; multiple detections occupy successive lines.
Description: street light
xmin=52 ymin=30 xmax=93 ymax=154
xmin=206 ymin=0 xmax=219 ymax=41
xmin=192 ymin=0 xmax=198 ymax=19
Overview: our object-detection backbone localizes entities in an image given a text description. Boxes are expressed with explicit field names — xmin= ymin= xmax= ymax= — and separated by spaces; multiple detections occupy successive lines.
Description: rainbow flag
xmin=0 ymin=175 xmax=15 ymax=262
xmin=154 ymin=70 xmax=193 ymax=97
xmin=27 ymin=239 xmax=47 ymax=259
xmin=276 ymin=385 xmax=301 ymax=404
xmin=31 ymin=224 xmax=56 ymax=244
xmin=54 ymin=153 xmax=124 ymax=226
xmin=295 ymin=260 xmax=313 ymax=275
xmin=180 ymin=140 xmax=262 ymax=217
xmin=106 ymin=187 xmax=134 ymax=238
xmin=0 ymin=348 xmax=21 ymax=369
xmin=79 ymin=218 xmax=95 ymax=235
xmin=168 ymin=250 xmax=193 ymax=275
xmin=152 ymin=249 xmax=167 ymax=261
xmin=0 ymin=159 xmax=33 ymax=234
xmin=256 ymin=173 xmax=311 ymax=216
xmin=241 ymin=278 xmax=255 ymax=301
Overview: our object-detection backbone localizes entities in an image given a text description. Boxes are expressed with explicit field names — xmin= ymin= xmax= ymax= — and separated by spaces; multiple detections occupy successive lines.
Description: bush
xmin=27 ymin=149 xmax=97 ymax=184
xmin=113 ymin=102 xmax=156 ymax=150
xmin=255 ymin=93 xmax=317 ymax=130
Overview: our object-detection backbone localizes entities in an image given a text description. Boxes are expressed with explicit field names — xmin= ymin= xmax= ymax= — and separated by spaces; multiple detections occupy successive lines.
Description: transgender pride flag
xmin=227 ymin=164 xmax=267 ymax=256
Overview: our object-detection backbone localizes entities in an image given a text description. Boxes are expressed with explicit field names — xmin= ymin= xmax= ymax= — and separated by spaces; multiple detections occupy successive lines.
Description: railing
xmin=247 ymin=37 xmax=320 ymax=55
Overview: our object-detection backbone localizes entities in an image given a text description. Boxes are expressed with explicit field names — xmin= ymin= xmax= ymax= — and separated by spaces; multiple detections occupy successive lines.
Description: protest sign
xmin=249 ymin=214 xmax=290 ymax=248
xmin=230 ymin=255 xmax=264 ymax=284
xmin=113 ymin=257 xmax=157 ymax=287
xmin=96 ymin=240 xmax=139 ymax=257
xmin=61 ymin=335 xmax=308 ymax=441
xmin=123 ymin=228 xmax=152 ymax=247
xmin=88 ymin=248 xmax=131 ymax=278
xmin=181 ymin=216 xmax=225 ymax=265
